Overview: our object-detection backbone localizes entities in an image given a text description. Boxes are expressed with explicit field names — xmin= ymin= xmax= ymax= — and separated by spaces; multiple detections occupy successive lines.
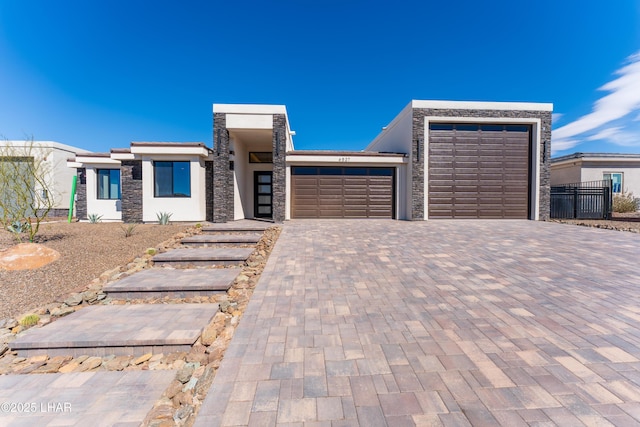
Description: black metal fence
xmin=550 ymin=180 xmax=612 ymax=219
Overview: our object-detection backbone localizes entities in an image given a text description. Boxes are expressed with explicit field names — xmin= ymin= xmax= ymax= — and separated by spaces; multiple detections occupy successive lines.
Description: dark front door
xmin=254 ymin=171 xmax=273 ymax=218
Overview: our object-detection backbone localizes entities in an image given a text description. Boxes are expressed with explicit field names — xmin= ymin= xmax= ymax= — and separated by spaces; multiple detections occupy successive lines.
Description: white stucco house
xmin=551 ymin=153 xmax=640 ymax=197
xmin=68 ymin=100 xmax=554 ymax=223
xmin=1 ymin=140 xmax=89 ymax=217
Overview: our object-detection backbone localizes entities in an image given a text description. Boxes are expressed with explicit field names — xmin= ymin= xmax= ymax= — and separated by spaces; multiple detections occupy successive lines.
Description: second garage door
xmin=292 ymin=167 xmax=395 ymax=218
xmin=428 ymin=123 xmax=531 ymax=219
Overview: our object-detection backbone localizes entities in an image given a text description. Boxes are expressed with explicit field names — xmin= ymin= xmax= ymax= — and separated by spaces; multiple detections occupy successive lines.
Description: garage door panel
xmin=429 ymin=123 xmax=530 ymax=219
xmin=292 ymin=168 xmax=394 ymax=218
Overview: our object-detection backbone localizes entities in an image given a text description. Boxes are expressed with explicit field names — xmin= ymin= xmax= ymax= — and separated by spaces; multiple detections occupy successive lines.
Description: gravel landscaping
xmin=0 ymin=222 xmax=189 ymax=318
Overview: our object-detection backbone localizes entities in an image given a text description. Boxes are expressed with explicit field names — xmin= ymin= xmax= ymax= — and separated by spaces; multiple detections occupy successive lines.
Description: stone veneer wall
xmin=75 ymin=168 xmax=87 ymax=221
xmin=205 ymin=160 xmax=214 ymax=222
xmin=121 ymin=160 xmax=143 ymax=223
xmin=213 ymin=113 xmax=231 ymax=223
xmin=412 ymin=108 xmax=552 ymax=221
xmin=272 ymin=114 xmax=287 ymax=223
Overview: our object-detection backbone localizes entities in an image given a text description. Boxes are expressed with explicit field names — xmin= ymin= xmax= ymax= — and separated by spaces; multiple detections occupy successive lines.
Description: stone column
xmin=272 ymin=114 xmax=287 ymax=223
xmin=121 ymin=160 xmax=143 ymax=223
xmin=411 ymin=111 xmax=426 ymax=220
xmin=75 ymin=168 xmax=87 ymax=221
xmin=213 ymin=113 xmax=231 ymax=223
xmin=205 ymin=160 xmax=214 ymax=222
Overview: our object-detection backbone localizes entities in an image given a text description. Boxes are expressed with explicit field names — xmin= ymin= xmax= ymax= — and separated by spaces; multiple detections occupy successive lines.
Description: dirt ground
xmin=0 ymin=221 xmax=189 ymax=319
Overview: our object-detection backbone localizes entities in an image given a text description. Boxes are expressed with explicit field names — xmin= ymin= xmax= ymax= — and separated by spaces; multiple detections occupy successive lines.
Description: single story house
xmin=1 ymin=140 xmax=89 ymax=217
xmin=68 ymin=100 xmax=553 ymax=222
xmin=551 ymin=153 xmax=640 ymax=197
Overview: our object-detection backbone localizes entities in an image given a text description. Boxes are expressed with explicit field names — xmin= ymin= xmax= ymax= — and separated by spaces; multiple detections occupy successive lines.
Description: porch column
xmin=272 ymin=114 xmax=286 ymax=223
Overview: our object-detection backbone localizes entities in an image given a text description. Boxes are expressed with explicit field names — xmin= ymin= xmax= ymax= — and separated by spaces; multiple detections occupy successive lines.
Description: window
xmin=249 ymin=152 xmax=273 ymax=163
xmin=154 ymin=161 xmax=191 ymax=197
xmin=97 ymin=169 xmax=121 ymax=199
xmin=604 ymin=172 xmax=623 ymax=193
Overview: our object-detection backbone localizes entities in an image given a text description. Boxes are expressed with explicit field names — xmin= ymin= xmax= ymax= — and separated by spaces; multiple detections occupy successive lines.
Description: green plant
xmin=19 ymin=314 xmax=39 ymax=327
xmin=0 ymin=138 xmax=58 ymax=242
xmin=156 ymin=211 xmax=173 ymax=225
xmin=7 ymin=220 xmax=31 ymax=235
xmin=88 ymin=213 xmax=103 ymax=223
xmin=146 ymin=247 xmax=157 ymax=255
xmin=613 ymin=190 xmax=639 ymax=213
xmin=120 ymin=223 xmax=138 ymax=238
xmin=195 ymin=223 xmax=202 ymax=228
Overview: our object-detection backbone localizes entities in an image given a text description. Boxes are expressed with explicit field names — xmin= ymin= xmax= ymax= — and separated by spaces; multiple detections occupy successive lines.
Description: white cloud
xmin=552 ymin=113 xmax=563 ymax=124
xmin=588 ymin=126 xmax=640 ymax=147
xmin=552 ymin=50 xmax=640 ymax=152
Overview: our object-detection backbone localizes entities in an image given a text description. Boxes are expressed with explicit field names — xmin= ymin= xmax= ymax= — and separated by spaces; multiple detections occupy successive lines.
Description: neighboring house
xmin=551 ymin=153 xmax=640 ymax=197
xmin=1 ymin=140 xmax=89 ymax=217
xmin=68 ymin=100 xmax=553 ymax=222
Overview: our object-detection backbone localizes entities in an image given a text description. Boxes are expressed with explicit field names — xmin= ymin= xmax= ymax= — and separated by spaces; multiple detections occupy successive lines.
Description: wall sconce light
xmin=416 ymin=138 xmax=422 ymax=162
xmin=275 ymin=130 xmax=280 ymax=156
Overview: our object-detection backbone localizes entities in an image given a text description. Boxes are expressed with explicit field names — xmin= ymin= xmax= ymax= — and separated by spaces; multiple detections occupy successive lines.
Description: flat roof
xmin=289 ymin=150 xmax=406 ymax=157
xmin=552 ymin=152 xmax=640 ymax=163
xmin=213 ymin=104 xmax=288 ymax=115
xmin=130 ymin=142 xmax=208 ymax=148
xmin=411 ymin=100 xmax=553 ymax=112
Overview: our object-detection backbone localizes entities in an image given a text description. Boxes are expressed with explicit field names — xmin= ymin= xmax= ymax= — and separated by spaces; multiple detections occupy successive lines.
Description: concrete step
xmin=152 ymin=248 xmax=254 ymax=267
xmin=181 ymin=234 xmax=262 ymax=247
xmin=201 ymin=221 xmax=272 ymax=234
xmin=10 ymin=304 xmax=219 ymax=357
xmin=104 ymin=268 xmax=241 ymax=299
xmin=0 ymin=371 xmax=176 ymax=426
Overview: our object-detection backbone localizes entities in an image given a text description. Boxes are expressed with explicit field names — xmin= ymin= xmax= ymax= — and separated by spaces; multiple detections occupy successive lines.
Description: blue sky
xmin=0 ymin=1 xmax=639 ymax=156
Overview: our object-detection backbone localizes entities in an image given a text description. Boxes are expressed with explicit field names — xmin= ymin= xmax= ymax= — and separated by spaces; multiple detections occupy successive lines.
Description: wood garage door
xmin=292 ymin=167 xmax=395 ymax=218
xmin=429 ymin=123 xmax=531 ymax=219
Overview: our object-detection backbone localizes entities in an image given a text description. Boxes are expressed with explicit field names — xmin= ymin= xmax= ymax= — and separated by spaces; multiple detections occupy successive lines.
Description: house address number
xmin=338 ymin=157 xmax=351 ymax=162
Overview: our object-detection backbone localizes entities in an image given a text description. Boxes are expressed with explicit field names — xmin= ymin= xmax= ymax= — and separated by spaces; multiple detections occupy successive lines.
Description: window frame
xmin=249 ymin=152 xmax=273 ymax=163
xmin=153 ymin=161 xmax=191 ymax=198
xmin=96 ymin=169 xmax=121 ymax=200
xmin=603 ymin=172 xmax=623 ymax=194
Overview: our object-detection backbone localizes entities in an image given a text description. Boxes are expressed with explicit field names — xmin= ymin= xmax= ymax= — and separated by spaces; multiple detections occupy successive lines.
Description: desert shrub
xmin=613 ymin=190 xmax=639 ymax=213
xmin=120 ymin=223 xmax=138 ymax=238
xmin=19 ymin=314 xmax=39 ymax=327
xmin=88 ymin=213 xmax=103 ymax=223
xmin=156 ymin=211 xmax=173 ymax=225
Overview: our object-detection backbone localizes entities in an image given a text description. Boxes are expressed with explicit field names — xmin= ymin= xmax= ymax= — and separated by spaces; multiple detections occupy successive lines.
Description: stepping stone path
xmin=104 ymin=268 xmax=241 ymax=299
xmin=152 ymin=247 xmax=254 ymax=267
xmin=11 ymin=304 xmax=220 ymax=357
xmin=181 ymin=233 xmax=262 ymax=246
xmin=0 ymin=370 xmax=175 ymax=426
xmin=3 ymin=221 xmax=271 ymax=425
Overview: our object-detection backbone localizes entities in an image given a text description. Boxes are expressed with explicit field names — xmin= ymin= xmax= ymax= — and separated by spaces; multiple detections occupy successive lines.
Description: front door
xmin=254 ymin=171 xmax=273 ymax=219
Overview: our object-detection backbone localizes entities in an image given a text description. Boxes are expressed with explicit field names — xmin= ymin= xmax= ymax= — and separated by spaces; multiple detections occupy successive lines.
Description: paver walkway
xmin=195 ymin=220 xmax=640 ymax=426
xmin=11 ymin=304 xmax=219 ymax=357
xmin=0 ymin=370 xmax=175 ymax=426
xmin=104 ymin=267 xmax=241 ymax=298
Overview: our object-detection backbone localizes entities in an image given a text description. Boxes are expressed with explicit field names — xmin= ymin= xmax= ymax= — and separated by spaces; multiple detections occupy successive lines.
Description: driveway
xmin=195 ymin=220 xmax=640 ymax=426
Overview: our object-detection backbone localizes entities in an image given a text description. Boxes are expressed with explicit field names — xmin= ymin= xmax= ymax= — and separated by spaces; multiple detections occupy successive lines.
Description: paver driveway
xmin=195 ymin=220 xmax=640 ymax=426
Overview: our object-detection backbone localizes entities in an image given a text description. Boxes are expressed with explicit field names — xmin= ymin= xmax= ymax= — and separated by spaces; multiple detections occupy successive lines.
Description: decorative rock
xmin=132 ymin=353 xmax=153 ymax=365
xmin=176 ymin=365 xmax=195 ymax=384
xmin=96 ymin=293 xmax=107 ymax=301
xmin=171 ymin=360 xmax=185 ymax=371
xmin=195 ymin=366 xmax=215 ymax=399
xmin=27 ymin=354 xmax=48 ymax=364
xmin=11 ymin=325 xmax=23 ymax=334
xmin=64 ymin=293 xmax=84 ymax=306
xmin=200 ymin=323 xmax=218 ymax=346
xmin=219 ymin=301 xmax=230 ymax=313
xmin=150 ymin=353 xmax=164 ymax=362
xmin=0 ymin=318 xmax=18 ymax=329
xmin=164 ymin=381 xmax=183 ymax=399
xmin=0 ymin=344 xmax=7 ymax=357
xmin=51 ymin=306 xmax=75 ymax=317
xmin=82 ymin=290 xmax=99 ymax=303
xmin=78 ymin=356 xmax=102 ymax=371
xmin=103 ymin=356 xmax=130 ymax=371
xmin=59 ymin=361 xmax=80 ymax=373
xmin=173 ymin=404 xmax=194 ymax=424
xmin=182 ymin=377 xmax=198 ymax=392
